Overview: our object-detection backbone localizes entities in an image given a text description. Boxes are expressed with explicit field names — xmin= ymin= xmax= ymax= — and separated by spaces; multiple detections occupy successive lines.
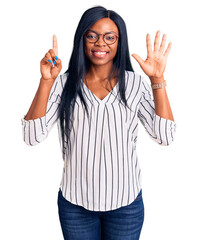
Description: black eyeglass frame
xmin=84 ymin=29 xmax=119 ymax=45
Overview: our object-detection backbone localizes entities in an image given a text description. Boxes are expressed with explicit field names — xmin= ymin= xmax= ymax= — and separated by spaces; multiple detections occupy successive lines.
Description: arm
xmin=132 ymin=30 xmax=176 ymax=145
xmin=21 ymin=73 xmax=67 ymax=146
xmin=24 ymin=77 xmax=55 ymax=120
xmin=21 ymin=34 xmax=64 ymax=146
xmin=150 ymin=75 xmax=174 ymax=122
xmin=138 ymin=76 xmax=176 ymax=146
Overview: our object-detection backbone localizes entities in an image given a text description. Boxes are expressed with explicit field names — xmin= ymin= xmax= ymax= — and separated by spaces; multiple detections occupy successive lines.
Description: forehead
xmin=88 ymin=18 xmax=119 ymax=34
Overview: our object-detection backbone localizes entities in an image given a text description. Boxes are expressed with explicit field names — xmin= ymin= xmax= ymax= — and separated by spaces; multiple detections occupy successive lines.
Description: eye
xmin=105 ymin=34 xmax=115 ymax=39
xmin=86 ymin=32 xmax=97 ymax=39
xmin=106 ymin=36 xmax=114 ymax=40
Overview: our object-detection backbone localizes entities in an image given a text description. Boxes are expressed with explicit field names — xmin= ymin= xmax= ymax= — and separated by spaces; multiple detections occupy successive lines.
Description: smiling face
xmin=84 ymin=18 xmax=119 ymax=67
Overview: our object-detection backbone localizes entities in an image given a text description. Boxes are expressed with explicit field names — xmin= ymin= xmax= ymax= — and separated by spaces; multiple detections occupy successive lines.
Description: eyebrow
xmin=87 ymin=29 xmax=118 ymax=35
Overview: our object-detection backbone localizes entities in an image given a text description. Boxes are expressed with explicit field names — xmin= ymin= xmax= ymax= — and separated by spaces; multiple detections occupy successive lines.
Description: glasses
xmin=84 ymin=30 xmax=119 ymax=45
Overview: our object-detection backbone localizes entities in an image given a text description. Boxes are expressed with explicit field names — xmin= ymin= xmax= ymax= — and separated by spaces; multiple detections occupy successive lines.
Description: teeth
xmin=93 ymin=52 xmax=107 ymax=54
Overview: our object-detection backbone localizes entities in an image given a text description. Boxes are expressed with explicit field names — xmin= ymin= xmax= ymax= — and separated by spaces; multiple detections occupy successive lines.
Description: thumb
xmin=132 ymin=54 xmax=145 ymax=68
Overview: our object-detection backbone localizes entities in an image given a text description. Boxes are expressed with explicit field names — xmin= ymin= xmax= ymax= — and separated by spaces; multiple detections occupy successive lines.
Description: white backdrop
xmin=1 ymin=0 xmax=197 ymax=239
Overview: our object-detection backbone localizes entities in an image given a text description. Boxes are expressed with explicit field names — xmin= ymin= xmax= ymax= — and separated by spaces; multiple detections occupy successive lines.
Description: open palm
xmin=132 ymin=30 xmax=171 ymax=82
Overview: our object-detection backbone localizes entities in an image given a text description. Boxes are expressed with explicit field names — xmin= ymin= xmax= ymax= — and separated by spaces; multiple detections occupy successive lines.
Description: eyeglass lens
xmin=86 ymin=31 xmax=117 ymax=44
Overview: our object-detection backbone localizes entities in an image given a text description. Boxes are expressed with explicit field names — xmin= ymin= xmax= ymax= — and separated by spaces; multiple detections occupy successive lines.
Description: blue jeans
xmin=57 ymin=188 xmax=144 ymax=240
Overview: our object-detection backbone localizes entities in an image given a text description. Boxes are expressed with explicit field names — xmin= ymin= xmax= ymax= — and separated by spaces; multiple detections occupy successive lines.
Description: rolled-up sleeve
xmin=21 ymin=73 xmax=67 ymax=146
xmin=137 ymin=76 xmax=176 ymax=146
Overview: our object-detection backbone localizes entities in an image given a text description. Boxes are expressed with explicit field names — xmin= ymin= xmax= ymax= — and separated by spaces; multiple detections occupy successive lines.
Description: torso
xmin=83 ymin=77 xmax=119 ymax=101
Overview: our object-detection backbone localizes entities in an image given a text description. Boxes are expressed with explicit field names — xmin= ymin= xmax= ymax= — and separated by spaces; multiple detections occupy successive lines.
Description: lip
xmin=91 ymin=51 xmax=109 ymax=58
xmin=91 ymin=49 xmax=109 ymax=53
xmin=91 ymin=49 xmax=110 ymax=59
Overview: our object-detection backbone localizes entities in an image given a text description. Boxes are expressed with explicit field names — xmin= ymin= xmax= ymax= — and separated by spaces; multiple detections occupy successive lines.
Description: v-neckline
xmin=81 ymin=78 xmax=119 ymax=104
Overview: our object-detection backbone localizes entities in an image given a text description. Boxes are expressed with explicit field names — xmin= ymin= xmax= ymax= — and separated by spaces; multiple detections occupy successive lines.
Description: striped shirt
xmin=21 ymin=70 xmax=177 ymax=212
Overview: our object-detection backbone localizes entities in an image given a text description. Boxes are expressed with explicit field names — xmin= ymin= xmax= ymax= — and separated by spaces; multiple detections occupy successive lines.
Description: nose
xmin=95 ymin=35 xmax=106 ymax=46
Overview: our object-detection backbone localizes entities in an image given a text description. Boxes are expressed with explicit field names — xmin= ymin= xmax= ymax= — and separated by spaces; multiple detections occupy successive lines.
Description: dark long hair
xmin=58 ymin=5 xmax=134 ymax=156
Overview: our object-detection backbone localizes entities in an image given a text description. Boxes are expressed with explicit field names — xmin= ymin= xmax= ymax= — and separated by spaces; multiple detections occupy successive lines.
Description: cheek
xmin=111 ymin=44 xmax=118 ymax=58
xmin=84 ymin=45 xmax=89 ymax=56
xmin=84 ymin=41 xmax=90 ymax=52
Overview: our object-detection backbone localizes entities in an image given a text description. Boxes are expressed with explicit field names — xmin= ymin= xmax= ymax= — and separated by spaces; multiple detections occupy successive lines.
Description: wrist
xmin=40 ymin=77 xmax=55 ymax=85
xmin=149 ymin=75 xmax=165 ymax=84
xmin=151 ymin=81 xmax=167 ymax=90
xmin=39 ymin=77 xmax=55 ymax=90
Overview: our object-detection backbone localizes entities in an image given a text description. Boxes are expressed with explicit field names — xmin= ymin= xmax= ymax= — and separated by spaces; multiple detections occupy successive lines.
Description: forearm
xmin=25 ymin=78 xmax=54 ymax=120
xmin=150 ymin=75 xmax=175 ymax=122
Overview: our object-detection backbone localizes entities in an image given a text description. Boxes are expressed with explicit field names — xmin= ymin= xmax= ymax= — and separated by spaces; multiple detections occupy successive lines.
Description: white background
xmin=1 ymin=0 xmax=197 ymax=239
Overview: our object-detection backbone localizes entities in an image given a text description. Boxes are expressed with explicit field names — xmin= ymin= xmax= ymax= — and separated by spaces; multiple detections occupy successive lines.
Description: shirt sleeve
xmin=21 ymin=72 xmax=68 ymax=146
xmin=137 ymin=75 xmax=177 ymax=146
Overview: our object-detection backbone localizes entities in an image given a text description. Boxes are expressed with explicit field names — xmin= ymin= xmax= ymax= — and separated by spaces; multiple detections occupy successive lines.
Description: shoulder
xmin=59 ymin=71 xmax=69 ymax=87
xmin=53 ymin=71 xmax=68 ymax=91
xmin=125 ymin=70 xmax=142 ymax=81
xmin=125 ymin=70 xmax=144 ymax=88
xmin=124 ymin=70 xmax=154 ymax=102
xmin=126 ymin=70 xmax=152 ymax=88
xmin=48 ymin=72 xmax=68 ymax=103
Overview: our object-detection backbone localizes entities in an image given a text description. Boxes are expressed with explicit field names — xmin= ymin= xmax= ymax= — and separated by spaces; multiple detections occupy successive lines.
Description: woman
xmin=21 ymin=5 xmax=176 ymax=240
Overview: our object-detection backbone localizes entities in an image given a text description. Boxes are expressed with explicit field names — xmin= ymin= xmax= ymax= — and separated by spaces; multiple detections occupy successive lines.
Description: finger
xmin=53 ymin=34 xmax=58 ymax=57
xmin=163 ymin=42 xmax=172 ymax=58
xmin=132 ymin=53 xmax=145 ymax=68
xmin=45 ymin=51 xmax=53 ymax=59
xmin=146 ymin=33 xmax=152 ymax=56
xmin=48 ymin=49 xmax=62 ymax=67
xmin=159 ymin=34 xmax=167 ymax=53
xmin=48 ymin=49 xmax=56 ymax=65
xmin=41 ymin=58 xmax=53 ymax=66
xmin=41 ymin=52 xmax=53 ymax=65
xmin=154 ymin=30 xmax=160 ymax=51
xmin=41 ymin=51 xmax=56 ymax=67
xmin=48 ymin=49 xmax=56 ymax=58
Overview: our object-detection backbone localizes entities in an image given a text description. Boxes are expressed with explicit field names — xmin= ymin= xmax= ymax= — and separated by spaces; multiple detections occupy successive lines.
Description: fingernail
xmin=48 ymin=59 xmax=52 ymax=63
xmin=55 ymin=56 xmax=58 ymax=60
xmin=53 ymin=60 xmax=56 ymax=64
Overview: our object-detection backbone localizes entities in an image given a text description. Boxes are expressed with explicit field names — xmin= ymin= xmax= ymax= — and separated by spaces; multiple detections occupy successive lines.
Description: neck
xmin=86 ymin=62 xmax=114 ymax=82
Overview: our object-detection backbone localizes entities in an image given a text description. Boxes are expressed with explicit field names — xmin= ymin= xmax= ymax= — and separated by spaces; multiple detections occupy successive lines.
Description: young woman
xmin=21 ymin=5 xmax=176 ymax=240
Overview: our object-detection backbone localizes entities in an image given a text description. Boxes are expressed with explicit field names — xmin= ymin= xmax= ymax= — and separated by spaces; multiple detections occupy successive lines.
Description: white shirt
xmin=21 ymin=70 xmax=177 ymax=212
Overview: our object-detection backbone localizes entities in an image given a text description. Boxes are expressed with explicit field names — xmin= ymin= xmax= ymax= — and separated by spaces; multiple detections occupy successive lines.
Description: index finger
xmin=53 ymin=34 xmax=58 ymax=56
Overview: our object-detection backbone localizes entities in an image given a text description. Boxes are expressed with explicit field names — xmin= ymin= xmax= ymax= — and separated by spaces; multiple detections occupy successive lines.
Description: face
xmin=84 ymin=18 xmax=119 ymax=66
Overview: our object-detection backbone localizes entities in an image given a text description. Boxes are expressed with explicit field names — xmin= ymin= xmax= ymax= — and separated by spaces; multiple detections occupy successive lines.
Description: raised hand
xmin=40 ymin=34 xmax=62 ymax=81
xmin=132 ymin=30 xmax=171 ymax=83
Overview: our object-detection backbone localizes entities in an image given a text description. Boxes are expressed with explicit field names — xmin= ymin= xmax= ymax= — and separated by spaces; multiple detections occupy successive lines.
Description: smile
xmin=91 ymin=51 xmax=109 ymax=58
